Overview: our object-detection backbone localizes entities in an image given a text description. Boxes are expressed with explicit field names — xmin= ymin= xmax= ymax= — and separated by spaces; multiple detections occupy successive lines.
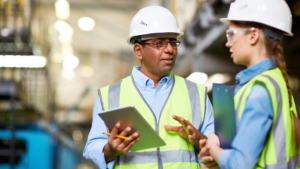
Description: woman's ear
xmin=134 ymin=43 xmax=143 ymax=60
xmin=249 ymin=28 xmax=260 ymax=45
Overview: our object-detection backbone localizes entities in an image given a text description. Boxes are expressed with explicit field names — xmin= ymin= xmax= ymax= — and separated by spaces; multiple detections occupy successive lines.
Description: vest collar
xmin=235 ymin=59 xmax=276 ymax=89
xmin=131 ymin=66 xmax=174 ymax=90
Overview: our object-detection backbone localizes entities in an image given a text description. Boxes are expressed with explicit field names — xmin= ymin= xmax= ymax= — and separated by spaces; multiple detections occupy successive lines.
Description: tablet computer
xmin=212 ymin=83 xmax=236 ymax=149
xmin=98 ymin=105 xmax=166 ymax=151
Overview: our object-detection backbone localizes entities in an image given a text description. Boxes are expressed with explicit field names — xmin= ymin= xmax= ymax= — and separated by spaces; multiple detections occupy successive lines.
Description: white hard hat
xmin=220 ymin=0 xmax=293 ymax=36
xmin=127 ymin=6 xmax=184 ymax=45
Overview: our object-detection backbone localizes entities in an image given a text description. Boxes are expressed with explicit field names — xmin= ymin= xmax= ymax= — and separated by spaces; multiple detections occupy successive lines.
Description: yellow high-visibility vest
xmin=99 ymin=75 xmax=207 ymax=169
xmin=234 ymin=68 xmax=300 ymax=169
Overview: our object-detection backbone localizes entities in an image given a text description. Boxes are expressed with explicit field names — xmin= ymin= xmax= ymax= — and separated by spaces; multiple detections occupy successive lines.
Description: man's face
xmin=137 ymin=38 xmax=178 ymax=77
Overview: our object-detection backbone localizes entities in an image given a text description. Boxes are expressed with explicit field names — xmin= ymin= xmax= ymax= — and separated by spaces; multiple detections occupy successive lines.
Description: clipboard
xmin=98 ymin=105 xmax=166 ymax=151
xmin=212 ymin=83 xmax=236 ymax=149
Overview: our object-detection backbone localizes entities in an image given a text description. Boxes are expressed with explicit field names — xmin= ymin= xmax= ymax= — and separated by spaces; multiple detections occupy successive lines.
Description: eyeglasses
xmin=141 ymin=40 xmax=181 ymax=49
xmin=226 ymin=27 xmax=255 ymax=45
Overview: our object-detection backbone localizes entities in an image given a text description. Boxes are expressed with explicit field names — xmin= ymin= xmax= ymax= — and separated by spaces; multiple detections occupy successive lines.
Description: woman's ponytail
xmin=265 ymin=37 xmax=300 ymax=160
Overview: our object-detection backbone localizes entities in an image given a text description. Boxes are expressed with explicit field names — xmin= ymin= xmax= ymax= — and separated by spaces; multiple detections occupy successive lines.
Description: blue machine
xmin=0 ymin=124 xmax=85 ymax=169
xmin=0 ymin=129 xmax=53 ymax=169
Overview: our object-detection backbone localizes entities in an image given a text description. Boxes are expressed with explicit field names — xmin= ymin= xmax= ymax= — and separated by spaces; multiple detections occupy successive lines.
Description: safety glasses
xmin=226 ymin=27 xmax=255 ymax=45
xmin=141 ymin=40 xmax=181 ymax=49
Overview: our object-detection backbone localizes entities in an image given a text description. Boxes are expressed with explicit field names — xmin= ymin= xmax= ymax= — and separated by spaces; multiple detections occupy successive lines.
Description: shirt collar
xmin=131 ymin=66 xmax=174 ymax=90
xmin=236 ymin=58 xmax=276 ymax=85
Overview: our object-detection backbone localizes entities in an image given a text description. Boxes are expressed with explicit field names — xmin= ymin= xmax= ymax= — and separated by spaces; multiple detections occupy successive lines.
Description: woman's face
xmin=225 ymin=23 xmax=253 ymax=66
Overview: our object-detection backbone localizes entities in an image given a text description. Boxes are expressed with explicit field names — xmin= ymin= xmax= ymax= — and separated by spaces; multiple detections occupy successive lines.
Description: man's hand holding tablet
xmin=103 ymin=122 xmax=140 ymax=163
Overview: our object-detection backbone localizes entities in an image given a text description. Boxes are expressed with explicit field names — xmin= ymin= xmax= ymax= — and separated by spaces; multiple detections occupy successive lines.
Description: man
xmin=83 ymin=6 xmax=214 ymax=169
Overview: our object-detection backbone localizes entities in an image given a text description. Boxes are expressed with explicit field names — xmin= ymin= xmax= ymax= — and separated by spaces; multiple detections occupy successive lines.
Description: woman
xmin=199 ymin=0 xmax=300 ymax=168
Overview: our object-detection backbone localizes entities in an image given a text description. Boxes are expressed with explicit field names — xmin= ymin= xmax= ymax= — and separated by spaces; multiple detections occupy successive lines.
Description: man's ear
xmin=134 ymin=43 xmax=143 ymax=60
xmin=249 ymin=28 xmax=260 ymax=45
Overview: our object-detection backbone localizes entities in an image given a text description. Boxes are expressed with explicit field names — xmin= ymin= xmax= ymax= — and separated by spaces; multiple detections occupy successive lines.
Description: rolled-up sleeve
xmin=83 ymin=97 xmax=116 ymax=169
xmin=218 ymin=84 xmax=273 ymax=169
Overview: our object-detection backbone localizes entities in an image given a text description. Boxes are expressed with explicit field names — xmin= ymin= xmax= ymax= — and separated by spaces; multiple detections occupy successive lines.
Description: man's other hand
xmin=164 ymin=115 xmax=207 ymax=152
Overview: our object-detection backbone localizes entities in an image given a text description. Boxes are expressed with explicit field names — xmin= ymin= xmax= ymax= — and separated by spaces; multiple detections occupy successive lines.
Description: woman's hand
xmin=204 ymin=134 xmax=223 ymax=165
xmin=207 ymin=134 xmax=220 ymax=148
xmin=199 ymin=139 xmax=220 ymax=169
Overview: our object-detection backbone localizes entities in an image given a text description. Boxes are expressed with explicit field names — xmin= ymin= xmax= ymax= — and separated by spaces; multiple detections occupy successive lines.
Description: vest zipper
xmin=131 ymin=75 xmax=175 ymax=169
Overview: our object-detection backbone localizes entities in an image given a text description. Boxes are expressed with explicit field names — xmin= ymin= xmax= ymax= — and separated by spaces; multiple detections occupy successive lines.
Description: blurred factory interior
xmin=0 ymin=0 xmax=299 ymax=168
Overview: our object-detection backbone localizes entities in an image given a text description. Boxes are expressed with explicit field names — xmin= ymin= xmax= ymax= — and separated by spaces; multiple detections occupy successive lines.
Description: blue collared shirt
xmin=218 ymin=59 xmax=276 ymax=169
xmin=83 ymin=66 xmax=215 ymax=169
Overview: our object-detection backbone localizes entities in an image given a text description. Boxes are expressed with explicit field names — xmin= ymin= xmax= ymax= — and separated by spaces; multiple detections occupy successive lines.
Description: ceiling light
xmin=1 ymin=28 xmax=10 ymax=37
xmin=62 ymin=69 xmax=75 ymax=80
xmin=187 ymin=72 xmax=208 ymax=84
xmin=54 ymin=20 xmax=73 ymax=37
xmin=59 ymin=34 xmax=72 ymax=43
xmin=55 ymin=0 xmax=70 ymax=20
xmin=78 ymin=17 xmax=95 ymax=31
xmin=62 ymin=54 xmax=79 ymax=70
xmin=0 ymin=55 xmax=47 ymax=68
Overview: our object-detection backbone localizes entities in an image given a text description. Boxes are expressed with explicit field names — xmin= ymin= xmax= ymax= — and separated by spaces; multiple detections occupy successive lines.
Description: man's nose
xmin=164 ymin=42 xmax=173 ymax=53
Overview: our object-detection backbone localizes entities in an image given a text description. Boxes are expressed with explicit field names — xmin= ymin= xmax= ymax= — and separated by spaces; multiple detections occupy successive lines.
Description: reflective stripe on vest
xmin=234 ymin=68 xmax=300 ymax=169
xmin=115 ymin=150 xmax=198 ymax=165
xmin=267 ymin=155 xmax=300 ymax=169
xmin=98 ymin=75 xmax=206 ymax=169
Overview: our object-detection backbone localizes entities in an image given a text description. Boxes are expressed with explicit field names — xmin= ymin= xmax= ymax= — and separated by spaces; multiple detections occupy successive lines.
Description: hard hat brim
xmin=127 ymin=32 xmax=184 ymax=45
xmin=220 ymin=18 xmax=294 ymax=36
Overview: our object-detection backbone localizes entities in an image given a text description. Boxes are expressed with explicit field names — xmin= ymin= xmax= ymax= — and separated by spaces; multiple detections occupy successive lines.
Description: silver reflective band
xmin=235 ymin=86 xmax=247 ymax=130
xmin=115 ymin=150 xmax=198 ymax=166
xmin=184 ymin=79 xmax=202 ymax=130
xmin=261 ymin=75 xmax=286 ymax=166
xmin=97 ymin=89 xmax=104 ymax=111
xmin=267 ymin=155 xmax=300 ymax=169
xmin=108 ymin=80 xmax=122 ymax=109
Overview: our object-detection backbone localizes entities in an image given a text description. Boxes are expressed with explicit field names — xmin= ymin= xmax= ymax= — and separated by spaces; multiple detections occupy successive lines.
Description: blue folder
xmin=212 ymin=83 xmax=236 ymax=149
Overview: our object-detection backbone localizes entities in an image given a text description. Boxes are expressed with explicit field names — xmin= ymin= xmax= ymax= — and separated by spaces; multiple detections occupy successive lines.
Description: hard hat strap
xmin=236 ymin=21 xmax=284 ymax=41
xmin=264 ymin=27 xmax=283 ymax=41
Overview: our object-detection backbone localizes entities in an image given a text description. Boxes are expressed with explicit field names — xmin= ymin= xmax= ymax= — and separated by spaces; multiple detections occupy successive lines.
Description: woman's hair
xmin=234 ymin=21 xmax=300 ymax=161
xmin=264 ymin=36 xmax=300 ymax=160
